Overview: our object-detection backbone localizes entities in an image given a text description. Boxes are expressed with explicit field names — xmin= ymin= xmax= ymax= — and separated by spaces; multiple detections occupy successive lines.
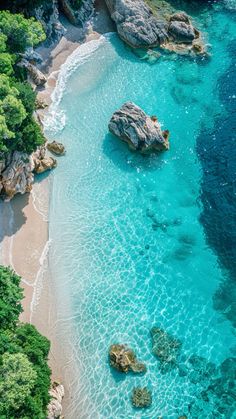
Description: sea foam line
xmin=43 ymin=33 xmax=114 ymax=133
xmin=30 ymin=239 xmax=52 ymax=322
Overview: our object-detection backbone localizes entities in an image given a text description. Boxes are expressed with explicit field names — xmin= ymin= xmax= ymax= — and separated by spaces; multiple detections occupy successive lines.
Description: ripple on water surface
xmin=45 ymin=4 xmax=236 ymax=418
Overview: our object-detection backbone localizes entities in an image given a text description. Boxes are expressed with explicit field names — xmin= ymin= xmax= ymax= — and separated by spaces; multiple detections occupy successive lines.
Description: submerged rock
xmin=109 ymin=102 xmax=169 ymax=153
xmin=105 ymin=0 xmax=205 ymax=55
xmin=131 ymin=387 xmax=152 ymax=408
xmin=151 ymin=327 xmax=182 ymax=371
xmin=47 ymin=141 xmax=65 ymax=156
xmin=47 ymin=381 xmax=64 ymax=419
xmin=109 ymin=344 xmax=146 ymax=373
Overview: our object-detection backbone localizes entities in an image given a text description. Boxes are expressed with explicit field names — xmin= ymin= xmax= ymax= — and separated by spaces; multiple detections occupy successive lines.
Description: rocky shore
xmin=104 ymin=0 xmax=206 ymax=54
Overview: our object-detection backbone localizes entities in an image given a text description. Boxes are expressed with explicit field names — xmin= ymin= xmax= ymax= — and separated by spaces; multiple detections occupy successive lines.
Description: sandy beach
xmin=0 ymin=0 xmax=115 ymax=414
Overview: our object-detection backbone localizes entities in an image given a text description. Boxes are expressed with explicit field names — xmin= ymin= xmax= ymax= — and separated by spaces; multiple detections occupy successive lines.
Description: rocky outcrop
xmin=104 ymin=0 xmax=205 ymax=54
xmin=59 ymin=0 xmax=95 ymax=27
xmin=0 ymin=147 xmax=57 ymax=200
xmin=33 ymin=0 xmax=65 ymax=44
xmin=131 ymin=387 xmax=152 ymax=408
xmin=26 ymin=63 xmax=47 ymax=87
xmin=151 ymin=327 xmax=182 ymax=371
xmin=0 ymin=152 xmax=34 ymax=201
xmin=109 ymin=102 xmax=169 ymax=153
xmin=47 ymin=381 xmax=64 ymax=419
xmin=33 ymin=146 xmax=57 ymax=174
xmin=109 ymin=344 xmax=146 ymax=373
xmin=47 ymin=141 xmax=65 ymax=156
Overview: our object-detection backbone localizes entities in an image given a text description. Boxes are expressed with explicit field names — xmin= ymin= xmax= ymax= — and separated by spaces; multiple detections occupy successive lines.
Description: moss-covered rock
xmin=131 ymin=387 xmax=152 ymax=408
xmin=109 ymin=344 xmax=146 ymax=374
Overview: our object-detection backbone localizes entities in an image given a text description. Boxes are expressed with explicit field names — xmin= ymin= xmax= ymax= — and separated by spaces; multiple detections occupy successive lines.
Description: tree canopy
xmin=0 ymin=266 xmax=51 ymax=418
xmin=0 ymin=11 xmax=45 ymax=153
xmin=0 ymin=10 xmax=46 ymax=53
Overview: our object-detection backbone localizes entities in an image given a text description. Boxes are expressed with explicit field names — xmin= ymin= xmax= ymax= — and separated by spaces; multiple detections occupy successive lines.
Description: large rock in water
xmin=109 ymin=102 xmax=169 ymax=153
xmin=105 ymin=0 xmax=204 ymax=53
xmin=109 ymin=344 xmax=146 ymax=373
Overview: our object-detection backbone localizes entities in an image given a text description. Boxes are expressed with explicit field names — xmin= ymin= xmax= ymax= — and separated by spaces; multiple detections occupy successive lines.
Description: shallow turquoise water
xmin=45 ymin=3 xmax=236 ymax=418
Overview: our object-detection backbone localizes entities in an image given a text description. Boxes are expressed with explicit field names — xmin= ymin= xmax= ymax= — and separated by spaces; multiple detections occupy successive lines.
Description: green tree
xmin=13 ymin=81 xmax=36 ymax=114
xmin=19 ymin=117 xmax=45 ymax=153
xmin=0 ymin=266 xmax=23 ymax=331
xmin=0 ymin=33 xmax=7 ymax=53
xmin=1 ymin=94 xmax=27 ymax=127
xmin=0 ymin=11 xmax=46 ymax=53
xmin=0 ymin=353 xmax=37 ymax=414
xmin=0 ymin=52 xmax=14 ymax=75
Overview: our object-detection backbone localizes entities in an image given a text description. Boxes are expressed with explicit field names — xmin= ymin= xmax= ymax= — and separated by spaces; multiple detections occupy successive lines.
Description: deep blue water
xmin=44 ymin=2 xmax=236 ymax=418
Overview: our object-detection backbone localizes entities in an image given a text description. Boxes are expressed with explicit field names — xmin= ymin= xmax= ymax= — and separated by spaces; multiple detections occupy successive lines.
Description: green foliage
xmin=0 ymin=11 xmax=46 ymax=154
xmin=0 ymin=11 xmax=46 ymax=53
xmin=0 ymin=266 xmax=51 ymax=418
xmin=13 ymin=81 xmax=36 ymax=113
xmin=0 ymin=33 xmax=7 ymax=52
xmin=0 ymin=266 xmax=23 ymax=331
xmin=0 ymin=52 xmax=14 ymax=75
xmin=0 ymin=353 xmax=37 ymax=414
xmin=21 ymin=117 xmax=45 ymax=153
xmin=1 ymin=94 xmax=27 ymax=127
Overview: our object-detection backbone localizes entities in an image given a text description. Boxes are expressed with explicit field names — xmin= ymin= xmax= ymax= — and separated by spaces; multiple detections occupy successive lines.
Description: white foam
xmin=32 ymin=179 xmax=50 ymax=222
xmin=43 ymin=34 xmax=113 ymax=134
xmin=30 ymin=239 xmax=52 ymax=322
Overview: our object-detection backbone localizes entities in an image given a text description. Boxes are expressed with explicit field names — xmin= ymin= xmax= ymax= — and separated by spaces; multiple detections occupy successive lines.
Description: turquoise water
xmin=45 ymin=3 xmax=236 ymax=418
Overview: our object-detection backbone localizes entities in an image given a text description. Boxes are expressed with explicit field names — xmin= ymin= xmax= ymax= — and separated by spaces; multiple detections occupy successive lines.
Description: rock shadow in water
xmin=103 ymin=133 xmax=167 ymax=173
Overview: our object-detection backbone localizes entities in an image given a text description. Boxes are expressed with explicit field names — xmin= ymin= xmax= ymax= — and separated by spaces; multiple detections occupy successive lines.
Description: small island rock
xmin=131 ymin=387 xmax=152 ymax=408
xmin=109 ymin=344 xmax=146 ymax=373
xmin=109 ymin=102 xmax=169 ymax=153
xmin=47 ymin=141 xmax=65 ymax=156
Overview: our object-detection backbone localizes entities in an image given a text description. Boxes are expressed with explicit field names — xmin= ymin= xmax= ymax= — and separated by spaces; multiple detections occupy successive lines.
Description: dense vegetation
xmin=0 ymin=10 xmax=46 ymax=153
xmin=0 ymin=265 xmax=51 ymax=418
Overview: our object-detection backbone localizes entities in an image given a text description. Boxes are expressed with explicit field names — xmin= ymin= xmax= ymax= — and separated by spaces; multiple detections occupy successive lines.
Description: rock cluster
xmin=0 ymin=147 xmax=57 ymax=200
xmin=131 ymin=387 xmax=152 ymax=408
xmin=47 ymin=381 xmax=64 ymax=419
xmin=33 ymin=146 xmax=57 ymax=174
xmin=109 ymin=344 xmax=146 ymax=373
xmin=59 ymin=0 xmax=95 ymax=26
xmin=151 ymin=327 xmax=182 ymax=371
xmin=0 ymin=151 xmax=34 ymax=201
xmin=47 ymin=141 xmax=66 ymax=156
xmin=109 ymin=102 xmax=169 ymax=153
xmin=31 ymin=0 xmax=65 ymax=44
xmin=105 ymin=0 xmax=205 ymax=54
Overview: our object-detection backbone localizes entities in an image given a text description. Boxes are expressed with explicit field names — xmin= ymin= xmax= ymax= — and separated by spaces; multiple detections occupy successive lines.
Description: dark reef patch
xmin=197 ymin=39 xmax=236 ymax=327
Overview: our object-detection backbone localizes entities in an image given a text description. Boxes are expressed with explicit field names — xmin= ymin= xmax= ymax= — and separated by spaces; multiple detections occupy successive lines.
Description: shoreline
xmin=0 ymin=0 xmax=115 ymax=415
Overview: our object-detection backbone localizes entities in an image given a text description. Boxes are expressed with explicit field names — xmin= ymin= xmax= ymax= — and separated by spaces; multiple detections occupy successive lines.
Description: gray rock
xmin=33 ymin=0 xmax=65 ymax=44
xmin=105 ymin=0 xmax=203 ymax=53
xmin=47 ymin=381 xmax=64 ymax=419
xmin=59 ymin=0 xmax=95 ymax=27
xmin=109 ymin=102 xmax=169 ymax=153
xmin=0 ymin=151 xmax=34 ymax=200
